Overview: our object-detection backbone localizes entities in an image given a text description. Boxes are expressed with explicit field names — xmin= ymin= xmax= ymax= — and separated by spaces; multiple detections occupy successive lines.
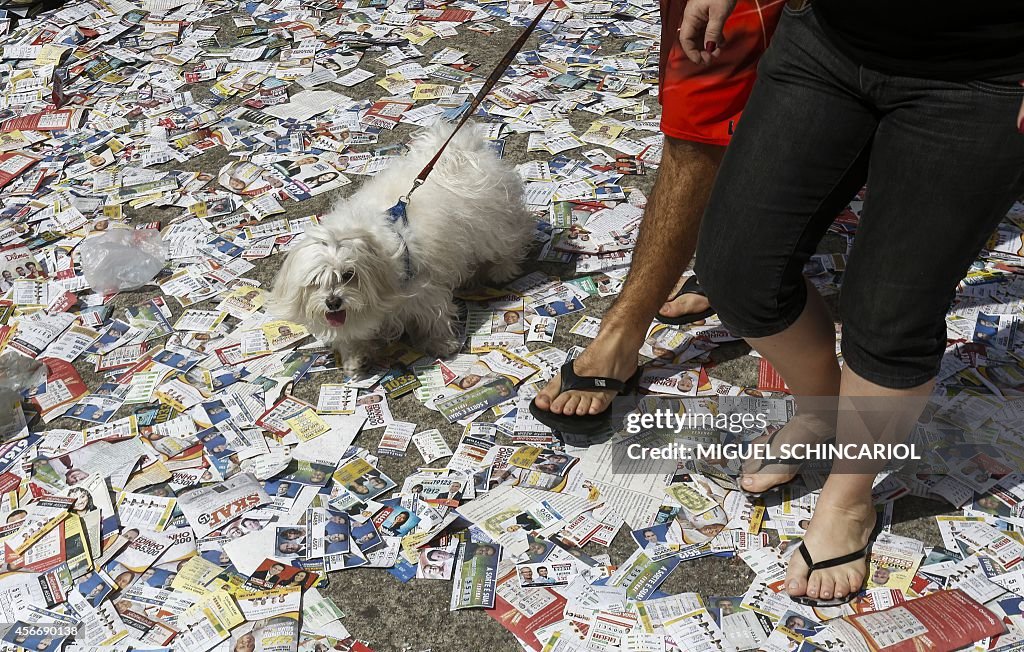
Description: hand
xmin=679 ymin=0 xmax=738 ymax=65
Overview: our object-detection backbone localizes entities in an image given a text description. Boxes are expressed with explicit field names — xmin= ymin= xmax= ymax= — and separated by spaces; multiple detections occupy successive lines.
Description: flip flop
xmin=738 ymin=428 xmax=806 ymax=498
xmin=529 ymin=360 xmax=643 ymax=436
xmin=656 ymin=275 xmax=716 ymax=326
xmin=791 ymin=541 xmax=869 ymax=607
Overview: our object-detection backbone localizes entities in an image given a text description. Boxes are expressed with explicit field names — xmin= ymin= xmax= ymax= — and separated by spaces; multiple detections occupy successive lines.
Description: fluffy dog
xmin=270 ymin=124 xmax=534 ymax=372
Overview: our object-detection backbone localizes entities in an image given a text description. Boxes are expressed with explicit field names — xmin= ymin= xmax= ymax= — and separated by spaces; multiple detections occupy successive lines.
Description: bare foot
xmin=658 ymin=276 xmax=712 ymax=320
xmin=786 ymin=498 xmax=875 ymax=602
xmin=740 ymin=413 xmax=835 ymax=494
xmin=533 ymin=333 xmax=639 ymax=416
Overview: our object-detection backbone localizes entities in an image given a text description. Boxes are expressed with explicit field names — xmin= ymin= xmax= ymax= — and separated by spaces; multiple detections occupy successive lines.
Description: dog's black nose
xmin=326 ymin=297 xmax=343 ymax=311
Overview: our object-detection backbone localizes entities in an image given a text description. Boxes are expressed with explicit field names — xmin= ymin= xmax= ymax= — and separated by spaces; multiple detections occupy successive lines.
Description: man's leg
xmin=534 ymin=0 xmax=784 ymax=417
xmin=534 ymin=136 xmax=724 ymax=416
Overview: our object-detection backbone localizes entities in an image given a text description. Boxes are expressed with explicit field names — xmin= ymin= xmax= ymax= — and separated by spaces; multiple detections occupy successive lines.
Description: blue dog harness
xmin=388 ymin=194 xmax=415 ymax=283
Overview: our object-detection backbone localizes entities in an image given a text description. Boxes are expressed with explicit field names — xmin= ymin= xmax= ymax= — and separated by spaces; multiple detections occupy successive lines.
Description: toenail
xmin=788 ymin=581 xmax=798 ymax=591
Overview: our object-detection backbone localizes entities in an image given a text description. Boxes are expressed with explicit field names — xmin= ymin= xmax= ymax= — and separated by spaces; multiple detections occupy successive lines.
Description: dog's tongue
xmin=326 ymin=310 xmax=347 ymax=327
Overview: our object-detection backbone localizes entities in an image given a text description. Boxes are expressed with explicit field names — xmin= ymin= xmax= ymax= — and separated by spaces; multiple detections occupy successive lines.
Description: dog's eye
xmin=341 ymin=271 xmax=355 ymax=283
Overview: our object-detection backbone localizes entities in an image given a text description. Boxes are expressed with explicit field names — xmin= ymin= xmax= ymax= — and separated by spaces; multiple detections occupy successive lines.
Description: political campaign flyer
xmin=176 ymin=472 xmax=270 ymax=538
xmin=449 ymin=541 xmax=501 ymax=610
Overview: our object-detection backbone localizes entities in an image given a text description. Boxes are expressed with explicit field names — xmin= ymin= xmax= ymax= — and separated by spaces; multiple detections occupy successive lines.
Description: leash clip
xmin=395 ymin=178 xmax=424 ymax=213
xmin=405 ymin=178 xmax=425 ymax=203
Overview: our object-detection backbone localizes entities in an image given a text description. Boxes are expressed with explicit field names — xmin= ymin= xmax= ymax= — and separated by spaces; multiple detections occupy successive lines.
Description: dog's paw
xmin=341 ymin=354 xmax=367 ymax=376
xmin=424 ymin=337 xmax=461 ymax=359
xmin=488 ymin=259 xmax=522 ymax=284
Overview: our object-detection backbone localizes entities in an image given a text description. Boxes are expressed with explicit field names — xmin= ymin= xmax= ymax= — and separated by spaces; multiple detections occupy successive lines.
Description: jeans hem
xmin=717 ymin=296 xmax=808 ymax=340
xmin=841 ymin=352 xmax=937 ymax=390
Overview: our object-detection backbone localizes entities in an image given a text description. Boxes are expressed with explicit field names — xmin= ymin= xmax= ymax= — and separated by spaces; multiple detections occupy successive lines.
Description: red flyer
xmin=361 ymin=100 xmax=414 ymax=130
xmin=487 ymin=567 xmax=568 ymax=651
xmin=416 ymin=8 xmax=475 ymax=22
xmin=29 ymin=358 xmax=89 ymax=423
xmin=841 ymin=589 xmax=1005 ymax=652
xmin=0 ymin=153 xmax=41 ymax=189
xmin=757 ymin=357 xmax=790 ymax=393
xmin=0 ymin=107 xmax=85 ymax=132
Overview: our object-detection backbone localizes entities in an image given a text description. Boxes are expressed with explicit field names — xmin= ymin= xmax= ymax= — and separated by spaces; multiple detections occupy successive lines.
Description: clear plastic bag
xmin=79 ymin=228 xmax=168 ymax=294
xmin=0 ymin=351 xmax=45 ymax=392
xmin=0 ymin=388 xmax=22 ymax=436
xmin=0 ymin=353 xmax=42 ymax=435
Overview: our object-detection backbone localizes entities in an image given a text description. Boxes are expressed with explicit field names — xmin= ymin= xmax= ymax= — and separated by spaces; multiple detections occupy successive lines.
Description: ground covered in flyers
xmin=3 ymin=0 xmax=1024 ymax=651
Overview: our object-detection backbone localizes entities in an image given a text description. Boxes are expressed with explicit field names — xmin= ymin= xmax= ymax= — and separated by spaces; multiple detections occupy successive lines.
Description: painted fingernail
xmin=705 ymin=41 xmax=717 ymax=53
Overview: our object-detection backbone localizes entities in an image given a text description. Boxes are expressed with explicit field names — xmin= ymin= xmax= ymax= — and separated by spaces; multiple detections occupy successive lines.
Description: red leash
xmin=398 ymin=0 xmax=556 ymax=205
xmin=387 ymin=0 xmax=555 ymax=282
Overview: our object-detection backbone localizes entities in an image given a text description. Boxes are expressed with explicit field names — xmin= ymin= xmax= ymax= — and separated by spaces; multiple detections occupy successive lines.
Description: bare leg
xmin=740 ymin=280 xmax=841 ymax=493
xmin=534 ymin=136 xmax=725 ymax=415
xmin=659 ymin=276 xmax=712 ymax=319
xmin=740 ymin=283 xmax=932 ymax=601
xmin=785 ymin=368 xmax=934 ymax=602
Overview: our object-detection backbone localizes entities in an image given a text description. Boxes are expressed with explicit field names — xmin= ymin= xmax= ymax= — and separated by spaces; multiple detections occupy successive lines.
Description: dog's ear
xmin=268 ymin=239 xmax=315 ymax=322
xmin=352 ymin=234 xmax=403 ymax=301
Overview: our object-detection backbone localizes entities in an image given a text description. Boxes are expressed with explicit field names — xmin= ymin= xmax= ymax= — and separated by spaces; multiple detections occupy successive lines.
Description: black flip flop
xmin=738 ymin=428 xmax=805 ymax=498
xmin=791 ymin=542 xmax=869 ymax=607
xmin=656 ymin=276 xmax=716 ymax=326
xmin=529 ymin=360 xmax=642 ymax=436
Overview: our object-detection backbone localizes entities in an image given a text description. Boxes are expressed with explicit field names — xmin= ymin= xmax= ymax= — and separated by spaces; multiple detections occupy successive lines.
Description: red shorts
xmin=659 ymin=0 xmax=784 ymax=146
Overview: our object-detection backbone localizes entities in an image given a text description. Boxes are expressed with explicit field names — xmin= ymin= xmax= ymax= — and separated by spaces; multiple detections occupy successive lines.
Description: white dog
xmin=270 ymin=124 xmax=534 ymax=372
